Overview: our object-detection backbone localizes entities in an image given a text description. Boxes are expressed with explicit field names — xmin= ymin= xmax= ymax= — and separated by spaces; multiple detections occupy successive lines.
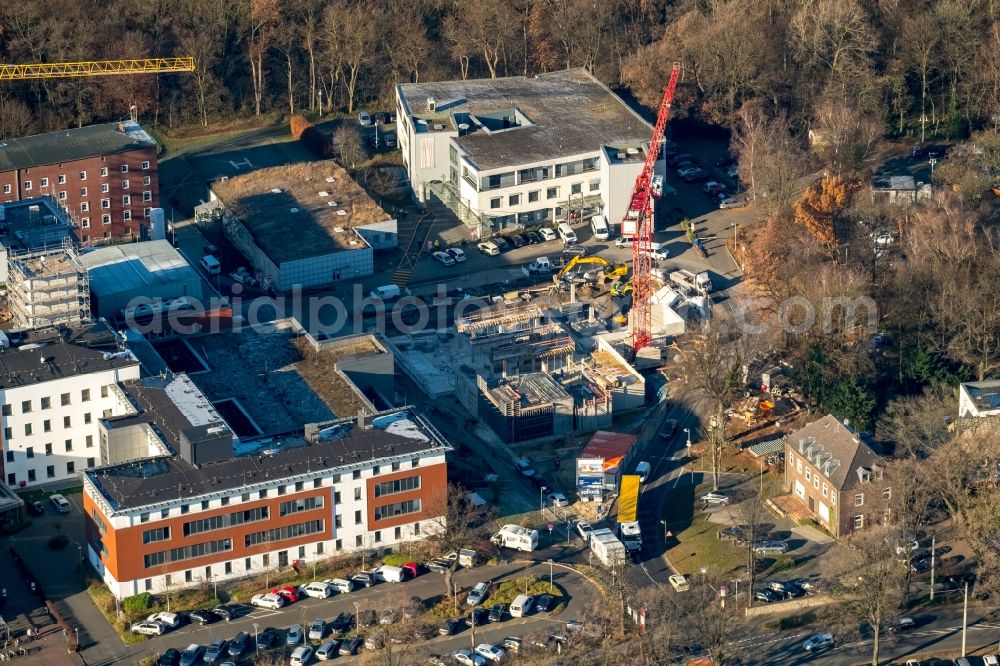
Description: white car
xmin=300 ymin=582 xmax=333 ymax=599
xmin=130 ymin=620 xmax=166 ymax=636
xmin=308 ymin=618 xmax=326 ymax=640
xmin=615 ymin=236 xmax=634 ymax=248
xmin=668 ymin=574 xmax=689 ymax=592
xmin=432 ymin=251 xmax=456 ymax=266
xmin=446 ymin=248 xmax=467 ymax=263
xmin=754 ymin=541 xmax=790 ymax=554
xmin=358 ymin=111 xmax=372 ymax=126
xmin=576 ymin=520 xmax=593 ymax=540
xmin=547 ymin=492 xmax=569 ymax=507
xmin=147 ymin=612 xmax=180 ymax=630
xmin=651 ymin=174 xmax=664 ymax=196
xmin=316 ymin=640 xmax=337 ymax=660
xmin=703 ymin=180 xmax=726 ymax=193
xmin=726 ymin=164 xmax=740 ymax=179
xmin=290 ymin=646 xmax=313 ymax=666
xmin=699 ymin=492 xmax=730 ymax=506
xmin=452 ymin=650 xmax=486 ymax=666
xmin=250 ymin=593 xmax=285 ymax=609
xmin=538 ymin=228 xmax=557 ymax=241
xmin=475 ymin=644 xmax=507 ymax=663
xmin=50 ymin=494 xmax=71 ymax=513
xmin=719 ymin=196 xmax=747 ymax=209
xmin=477 ymin=241 xmax=500 ymax=256
xmin=802 ymin=632 xmax=834 ymax=652
xmin=467 ymin=582 xmax=490 ymax=606
xmin=983 ymin=656 xmax=999 ymax=666
xmin=677 ymin=166 xmax=701 ymax=177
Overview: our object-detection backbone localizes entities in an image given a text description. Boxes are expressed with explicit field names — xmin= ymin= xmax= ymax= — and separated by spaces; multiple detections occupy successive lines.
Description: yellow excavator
xmin=610 ymin=279 xmax=633 ymax=297
xmin=552 ymin=255 xmax=628 ymax=285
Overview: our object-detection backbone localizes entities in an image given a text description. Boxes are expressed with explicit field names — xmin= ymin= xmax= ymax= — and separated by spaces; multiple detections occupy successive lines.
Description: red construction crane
xmin=623 ymin=63 xmax=682 ymax=354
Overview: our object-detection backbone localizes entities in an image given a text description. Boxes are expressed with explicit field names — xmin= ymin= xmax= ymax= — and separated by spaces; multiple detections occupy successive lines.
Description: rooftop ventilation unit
xmin=426 ymin=97 xmax=436 ymax=112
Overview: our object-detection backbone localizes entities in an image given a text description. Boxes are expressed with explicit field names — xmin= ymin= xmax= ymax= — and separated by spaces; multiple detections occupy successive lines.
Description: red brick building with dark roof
xmin=0 ymin=121 xmax=159 ymax=244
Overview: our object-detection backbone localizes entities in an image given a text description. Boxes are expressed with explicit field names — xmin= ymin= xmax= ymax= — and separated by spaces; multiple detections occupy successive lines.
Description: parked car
xmin=477 ymin=241 xmax=501 ymax=256
xmin=189 ymin=610 xmax=221 ymax=625
xmin=426 ymin=559 xmax=451 ymax=573
xmin=719 ymin=525 xmax=751 ymax=543
xmin=754 ymin=589 xmax=781 ymax=604
xmin=203 ymin=639 xmax=227 ymax=664
xmin=227 ymin=632 xmax=250 ymax=659
xmin=677 ymin=166 xmax=701 ymax=178
xmin=358 ymin=111 xmax=372 ymax=126
xmin=211 ymin=605 xmax=237 ymax=621
xmin=439 ymin=618 xmax=465 ymax=636
xmin=339 ymin=637 xmax=363 ymax=656
xmin=383 ymin=133 xmax=396 ymax=148
xmin=503 ymin=637 xmax=522 ymax=653
xmin=802 ymin=633 xmax=834 ymax=652
xmin=286 ymin=624 xmax=304 ymax=646
xmin=668 ymin=574 xmax=689 ymax=592
xmin=26 ymin=500 xmax=44 ymax=515
xmin=290 ymin=646 xmax=313 ymax=666
xmin=719 ymin=196 xmax=748 ymax=209
xmin=364 ymin=632 xmax=386 ymax=650
xmin=147 ymin=612 xmax=181 ymax=630
xmin=489 ymin=604 xmax=508 ymax=623
xmin=539 ymin=228 xmax=558 ymax=241
xmin=525 ymin=231 xmax=542 ymax=244
xmin=300 ymin=581 xmax=334 ymax=599
xmin=467 ymin=582 xmax=490 ymax=606
xmin=576 ymin=520 xmax=593 ymax=540
xmin=272 ymin=585 xmax=300 ymax=603
xmin=453 ymin=649 xmax=487 ymax=666
xmin=179 ymin=645 xmax=205 ymax=666
xmin=699 ymin=492 xmax=730 ymax=506
xmin=250 ymin=593 xmax=285 ymax=610
xmin=315 ymin=640 xmax=338 ymax=661
xmin=446 ymin=248 xmax=466 ymax=263
xmin=754 ymin=541 xmax=789 ymax=554
xmin=351 ymin=572 xmax=376 ymax=588
xmin=660 ymin=419 xmax=678 ymax=440
xmin=329 ymin=612 xmax=353 ymax=637
xmin=535 ymin=594 xmax=555 ymax=612
xmin=889 ymin=617 xmax=917 ymax=633
xmin=432 ymin=251 xmax=456 ymax=267
xmin=308 ymin=618 xmax=326 ymax=641
xmin=725 ymin=164 xmax=740 ymax=179
xmin=256 ymin=627 xmax=279 ymax=649
xmin=358 ymin=609 xmax=378 ymax=627
xmin=703 ymin=180 xmax=727 ymax=194
xmin=507 ymin=234 xmax=526 ymax=248
xmin=912 ymin=145 xmax=927 ymax=159
xmin=470 ymin=607 xmax=490 ymax=625
xmin=157 ymin=648 xmax=181 ymax=666
xmin=668 ymin=153 xmax=694 ymax=167
xmin=491 ymin=237 xmax=511 ymax=252
xmin=547 ymin=492 xmax=569 ymax=507
xmin=131 ymin=621 xmax=167 ymax=636
xmin=768 ymin=581 xmax=804 ymax=599
xmin=475 ymin=643 xmax=507 ymax=663
xmin=49 ymin=494 xmax=71 ymax=513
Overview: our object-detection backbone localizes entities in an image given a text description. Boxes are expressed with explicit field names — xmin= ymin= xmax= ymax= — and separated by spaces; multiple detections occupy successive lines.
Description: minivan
xmin=509 ymin=594 xmax=534 ymax=617
xmin=199 ymin=254 xmax=221 ymax=275
xmin=369 ymin=284 xmax=401 ymax=301
xmin=538 ymin=227 xmax=558 ymax=241
xmin=50 ymin=494 xmax=71 ymax=513
xmin=635 ymin=461 xmax=651 ymax=483
xmin=557 ymin=223 xmax=577 ymax=244
xmin=324 ymin=578 xmax=354 ymax=594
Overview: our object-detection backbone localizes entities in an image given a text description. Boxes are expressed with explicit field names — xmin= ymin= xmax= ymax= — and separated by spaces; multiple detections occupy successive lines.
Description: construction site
xmin=6 ymin=239 xmax=91 ymax=331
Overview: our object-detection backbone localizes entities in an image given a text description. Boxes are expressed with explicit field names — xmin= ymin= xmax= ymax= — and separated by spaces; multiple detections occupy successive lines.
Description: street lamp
xmin=353 ymin=601 xmax=360 ymax=634
xmin=548 ymin=559 xmax=554 ymax=591
xmin=253 ymin=623 xmax=259 ymax=654
xmin=540 ymin=486 xmax=547 ymax=515
xmin=683 ymin=428 xmax=691 ymax=448
xmin=700 ymin=567 xmax=708 ymax=583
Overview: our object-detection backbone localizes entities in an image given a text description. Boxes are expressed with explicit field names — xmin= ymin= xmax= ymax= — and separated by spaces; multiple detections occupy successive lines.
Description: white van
xmin=591 ymin=216 xmax=610 ymax=241
xmin=373 ymin=565 xmax=405 ymax=583
xmin=557 ymin=223 xmax=577 ymax=244
xmin=635 ymin=461 xmax=651 ymax=483
xmin=510 ymin=594 xmax=535 ymax=617
xmin=369 ymin=284 xmax=401 ymax=301
xmin=200 ymin=254 xmax=221 ymax=275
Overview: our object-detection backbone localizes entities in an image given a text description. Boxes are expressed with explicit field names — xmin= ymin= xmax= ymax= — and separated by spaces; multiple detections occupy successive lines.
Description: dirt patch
xmin=292 ymin=338 xmax=376 ymax=417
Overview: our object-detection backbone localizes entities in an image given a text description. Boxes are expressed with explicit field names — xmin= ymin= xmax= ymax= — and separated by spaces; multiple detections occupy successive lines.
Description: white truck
xmin=491 ymin=524 xmax=539 ymax=552
xmin=669 ymin=269 xmax=712 ymax=295
xmin=522 ymin=256 xmax=553 ymax=276
xmin=618 ymin=521 xmax=642 ymax=552
xmin=589 ymin=528 xmax=627 ymax=567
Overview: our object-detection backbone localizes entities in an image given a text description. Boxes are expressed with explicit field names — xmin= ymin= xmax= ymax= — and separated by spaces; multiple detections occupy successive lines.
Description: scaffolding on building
xmin=427 ymin=180 xmax=491 ymax=239
xmin=7 ymin=237 xmax=91 ymax=331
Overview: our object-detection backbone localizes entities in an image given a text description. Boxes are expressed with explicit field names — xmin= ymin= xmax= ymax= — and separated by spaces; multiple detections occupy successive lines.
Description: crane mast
xmin=623 ymin=63 xmax=682 ymax=354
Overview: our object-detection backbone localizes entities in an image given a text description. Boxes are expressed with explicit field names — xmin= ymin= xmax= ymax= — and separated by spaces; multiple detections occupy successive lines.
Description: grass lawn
xmin=662 ymin=476 xmax=745 ymax=577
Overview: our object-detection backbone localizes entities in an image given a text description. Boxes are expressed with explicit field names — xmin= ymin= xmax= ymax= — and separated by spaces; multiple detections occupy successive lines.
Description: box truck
xmin=589 ymin=528 xmax=627 ymax=567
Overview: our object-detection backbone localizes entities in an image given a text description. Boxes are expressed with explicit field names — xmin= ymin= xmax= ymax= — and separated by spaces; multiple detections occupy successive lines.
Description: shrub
xmin=122 ymin=592 xmax=154 ymax=617
xmin=48 ymin=534 xmax=69 ymax=549
xmin=381 ymin=553 xmax=409 ymax=567
xmin=289 ymin=114 xmax=312 ymax=140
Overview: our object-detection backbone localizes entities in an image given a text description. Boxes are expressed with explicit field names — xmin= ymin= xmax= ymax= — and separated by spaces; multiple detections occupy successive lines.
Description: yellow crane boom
xmin=0 ymin=57 xmax=195 ymax=81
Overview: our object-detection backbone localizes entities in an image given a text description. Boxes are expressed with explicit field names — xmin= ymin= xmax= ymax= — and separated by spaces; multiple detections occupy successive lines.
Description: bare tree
xmin=322 ymin=0 xmax=377 ymax=114
xmin=333 ymin=125 xmax=368 ymax=170
xmin=735 ymin=481 xmax=771 ymax=604
xmin=790 ymin=0 xmax=876 ymax=94
xmin=0 ymin=99 xmax=34 ymax=140
xmin=423 ymin=483 xmax=494 ymax=602
xmin=246 ymin=0 xmax=279 ymax=116
xmin=876 ymin=384 xmax=956 ymax=459
xmin=443 ymin=0 xmax=518 ymax=79
xmin=676 ymin=574 xmax=748 ymax=666
xmin=824 ymin=527 xmax=906 ymax=666
xmin=886 ymin=458 xmax=933 ymax=605
xmin=810 ymin=98 xmax=883 ymax=176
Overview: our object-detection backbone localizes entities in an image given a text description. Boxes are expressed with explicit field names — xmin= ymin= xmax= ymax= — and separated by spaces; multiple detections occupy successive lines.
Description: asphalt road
xmin=110 ymin=560 xmax=599 ymax=664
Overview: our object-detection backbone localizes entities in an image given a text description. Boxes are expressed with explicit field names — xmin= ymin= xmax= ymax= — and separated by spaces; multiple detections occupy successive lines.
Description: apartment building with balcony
xmin=396 ymin=69 xmax=662 ymax=237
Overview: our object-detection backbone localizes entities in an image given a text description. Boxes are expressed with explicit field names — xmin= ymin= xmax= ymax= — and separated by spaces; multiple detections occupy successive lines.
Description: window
xmin=220 ymin=496 xmax=229 ymax=506
xmin=334 ymin=514 xmax=342 ymax=528
xmin=854 ymin=493 xmax=864 ymax=506
xmin=86 ymin=435 xmax=93 ymax=448
xmin=58 ymin=191 xmax=67 ymax=201
xmin=23 ymin=424 xmax=32 ymax=437
xmin=183 ymin=506 xmax=269 ymax=536
xmin=374 ymin=499 xmax=421 ymax=521
xmin=853 ymin=515 xmax=864 ymax=529
xmin=797 ymin=460 xmax=802 ymax=473
xmin=161 ymin=509 xmax=169 ymax=519
xmin=26 ymin=447 xmax=34 ymax=459
xmin=80 ymin=202 xmax=90 ymax=213
xmin=201 ymin=500 xmax=209 ymax=510
xmin=882 ymin=487 xmax=891 ymax=501
xmin=184 ymin=571 xmax=192 ymax=582
xmin=100 ymin=198 xmax=110 ymax=209
xmin=3 ymin=428 xmax=11 ymax=441
xmin=490 ymin=197 xmax=501 ymax=209
xmin=143 ymin=191 xmax=152 ymax=202
xmin=822 ymin=483 xmax=828 ymax=497
xmin=813 ymin=476 xmax=819 ymax=489
xmin=355 ymin=510 xmax=362 ymax=525
xmin=122 ymin=194 xmax=131 ymax=206
xmin=374 ymin=475 xmax=421 ymax=498
xmin=224 ymin=562 xmax=232 ymax=575
xmin=141 ymin=161 xmax=150 ymax=170
xmin=391 ymin=462 xmax=400 ymax=472
xmin=79 ymin=171 xmax=87 ymax=181
xmin=805 ymin=468 xmax=811 ymax=481
xmin=79 ymin=187 xmax=88 ymax=197
xmin=354 ymin=488 xmax=362 ymax=501
xmin=374 ymin=530 xmax=382 ymax=543
xmin=336 ymin=539 xmax=342 ymax=551
xmin=100 ymin=167 xmax=108 ymax=177
xmin=547 ymin=187 xmax=558 ymax=199
xmin=353 ymin=470 xmax=361 ymax=480
xmin=571 ymin=183 xmax=582 ymax=195
xmin=334 ymin=491 xmax=341 ymax=503
xmin=102 ymin=214 xmax=111 ymax=225
xmin=394 ymin=526 xmax=402 ymax=540
xmin=244 ymin=519 xmax=324 ymax=548
xmin=589 ymin=179 xmax=600 ymax=192
xmin=143 ymin=176 xmax=151 ymax=186
xmin=143 ymin=527 xmax=170 ymax=544
xmin=43 ymin=420 xmax=51 ymax=433
xmin=259 ymin=489 xmax=267 ymax=499
xmin=121 ymin=164 xmax=129 ymax=173
xmin=294 ymin=482 xmax=304 ymax=492
xmin=46 ymin=466 xmax=54 ymax=478
xmin=57 ymin=174 xmax=66 ymax=185
xmin=100 ymin=183 xmax=109 ymax=193
xmin=122 ymin=181 xmax=130 ymax=191
xmin=279 ymin=496 xmax=324 ymax=516
xmin=86 ymin=457 xmax=94 ymax=467
xmin=143 ymin=538 xmax=232 ymax=568
xmin=66 ymin=461 xmax=75 ymax=474
xmin=64 ymin=416 xmax=71 ymax=428
xmin=65 ymin=439 xmax=73 ymax=451
xmin=23 ymin=181 xmax=31 ymax=191
xmin=180 ymin=504 xmax=189 ymax=515
xmin=313 ymin=478 xmax=322 ymax=488
xmin=84 ymin=413 xmax=91 ymax=425
xmin=488 ymin=174 xmax=501 ymax=188
xmin=509 ymin=194 xmax=520 ymax=206
xmin=356 ymin=535 xmax=363 ymax=547
xmin=1 ymin=404 xmax=8 ymax=416
xmin=241 ymin=493 xmax=250 ymax=502
xmin=40 ymin=178 xmax=49 ymax=188
xmin=81 ymin=218 xmax=90 ymax=228
xmin=277 ymin=485 xmax=286 ymax=496
xmin=6 ymin=474 xmax=13 ymax=485
xmin=21 ymin=400 xmax=31 ymax=414
xmin=81 ymin=389 xmax=90 ymax=402
xmin=2 ymin=184 xmax=9 ymax=194
xmin=45 ymin=443 xmax=52 ymax=456
xmin=316 ymin=542 xmax=324 ymax=555
xmin=3 ymin=451 xmax=11 ymax=463
xmin=874 ymin=467 xmax=883 ymax=480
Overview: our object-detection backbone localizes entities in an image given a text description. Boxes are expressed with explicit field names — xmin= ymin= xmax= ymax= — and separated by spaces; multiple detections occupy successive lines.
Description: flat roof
xmin=580 ymin=430 xmax=637 ymax=461
xmin=0 ymin=336 xmax=137 ymax=390
xmin=399 ymin=69 xmax=651 ymax=171
xmin=961 ymin=379 xmax=1000 ymax=413
xmin=87 ymin=409 xmax=450 ymax=511
xmin=0 ymin=196 xmax=73 ymax=252
xmin=211 ymin=161 xmax=392 ymax=264
xmin=80 ymin=240 xmax=199 ymax=297
xmin=0 ymin=121 xmax=155 ymax=172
